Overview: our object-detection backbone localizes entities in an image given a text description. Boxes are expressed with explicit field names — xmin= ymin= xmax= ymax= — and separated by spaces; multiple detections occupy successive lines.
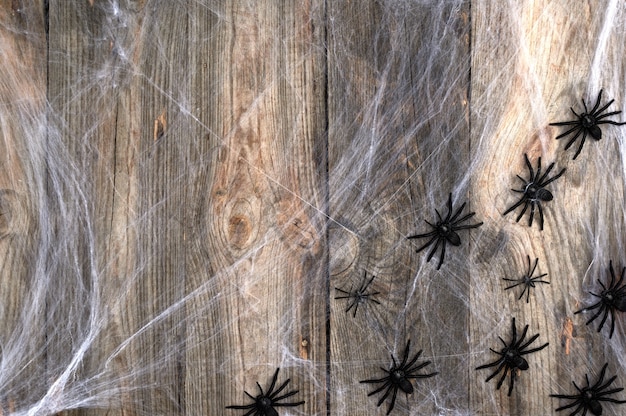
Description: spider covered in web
xmin=502 ymin=153 xmax=565 ymax=230
xmin=407 ymin=193 xmax=483 ymax=270
xmin=476 ymin=317 xmax=549 ymax=396
xmin=334 ymin=271 xmax=381 ymax=317
xmin=551 ymin=363 xmax=626 ymax=416
xmin=550 ymin=89 xmax=626 ymax=160
xmin=502 ymin=255 xmax=550 ymax=303
xmin=361 ymin=339 xmax=438 ymax=415
xmin=225 ymin=368 xmax=305 ymax=416
xmin=574 ymin=260 xmax=626 ymax=339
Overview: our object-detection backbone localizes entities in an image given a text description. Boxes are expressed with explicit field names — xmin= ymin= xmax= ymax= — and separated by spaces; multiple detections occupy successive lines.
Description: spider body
xmin=334 ymin=272 xmax=381 ymax=317
xmin=551 ymin=363 xmax=626 ymax=415
xmin=550 ymin=89 xmax=626 ymax=159
xmin=503 ymin=255 xmax=550 ymax=303
xmin=502 ymin=154 xmax=565 ymax=230
xmin=226 ymin=368 xmax=305 ymax=416
xmin=408 ymin=193 xmax=483 ymax=270
xmin=361 ymin=339 xmax=437 ymax=415
xmin=574 ymin=261 xmax=626 ymax=338
xmin=476 ymin=318 xmax=548 ymax=396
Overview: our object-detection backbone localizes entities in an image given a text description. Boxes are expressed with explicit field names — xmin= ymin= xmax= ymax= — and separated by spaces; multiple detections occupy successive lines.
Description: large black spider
xmin=502 ymin=153 xmax=565 ymax=230
xmin=407 ymin=193 xmax=483 ymax=270
xmin=334 ymin=271 xmax=381 ymax=317
xmin=574 ymin=261 xmax=626 ymax=339
xmin=550 ymin=89 xmax=626 ymax=159
xmin=551 ymin=363 xmax=626 ymax=416
xmin=502 ymin=255 xmax=550 ymax=303
xmin=475 ymin=317 xmax=549 ymax=396
xmin=361 ymin=339 xmax=438 ymax=415
xmin=226 ymin=368 xmax=305 ymax=416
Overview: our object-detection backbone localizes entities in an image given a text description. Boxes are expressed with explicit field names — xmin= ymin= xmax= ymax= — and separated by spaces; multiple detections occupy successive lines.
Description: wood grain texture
xmin=2 ymin=0 xmax=626 ymax=415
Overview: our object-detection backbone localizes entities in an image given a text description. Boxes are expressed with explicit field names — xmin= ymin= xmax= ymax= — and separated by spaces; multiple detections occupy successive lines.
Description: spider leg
xmin=451 ymin=219 xmax=483 ymax=231
xmin=523 ymin=153 xmax=534 ymax=179
xmin=484 ymin=362 xmax=507 ymax=383
xmin=589 ymin=90 xmax=603 ymax=114
xmin=269 ymin=377 xmax=292 ymax=399
xmin=398 ymin=340 xmax=412 ymax=368
xmin=595 ymin=110 xmax=622 ymax=120
xmin=554 ymin=126 xmax=582 ymax=143
xmin=608 ymin=309 xmax=616 ymax=338
xmin=225 ymin=403 xmax=257 ymax=410
xmin=528 ymin=202 xmax=536 ymax=228
xmin=374 ymin=384 xmax=393 ymax=406
xmin=598 ymin=119 xmax=626 ymax=126
xmin=539 ymin=167 xmax=566 ymax=187
xmin=550 ymin=120 xmax=582 ymax=127
xmin=386 ymin=386 xmax=399 ymax=415
xmin=434 ymin=241 xmax=446 ymax=270
xmin=449 ymin=202 xmax=467 ymax=223
xmin=536 ymin=161 xmax=556 ymax=184
xmin=537 ymin=202 xmax=545 ymax=231
xmin=523 ymin=286 xmax=530 ymax=303
xmin=572 ymin=131 xmax=588 ymax=159
xmin=515 ymin=200 xmax=530 ymax=224
xmin=425 ymin=238 xmax=442 ymax=263
xmin=503 ymin=279 xmax=525 ymax=290
xmin=443 ymin=193 xmax=454 ymax=222
xmin=362 ymin=375 xmax=392 ymax=385
xmin=365 ymin=380 xmax=393 ymax=398
xmin=476 ymin=353 xmax=504 ymax=370
xmin=408 ymin=229 xmax=438 ymax=239
xmin=347 ymin=300 xmax=358 ymax=317
xmin=494 ymin=365 xmax=509 ymax=391
xmin=414 ymin=236 xmax=437 ymax=253
xmin=502 ymin=197 xmax=526 ymax=217
xmin=450 ymin=211 xmax=476 ymax=226
xmin=507 ymin=368 xmax=517 ymax=396
xmin=272 ymin=390 xmax=305 ymax=405
xmin=264 ymin=368 xmax=280 ymax=396
xmin=563 ymin=128 xmax=583 ymax=150
xmin=402 ymin=345 xmax=420 ymax=369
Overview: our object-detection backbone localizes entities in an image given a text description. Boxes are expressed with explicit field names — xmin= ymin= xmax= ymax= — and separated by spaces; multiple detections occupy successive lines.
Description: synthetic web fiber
xmin=0 ymin=0 xmax=626 ymax=415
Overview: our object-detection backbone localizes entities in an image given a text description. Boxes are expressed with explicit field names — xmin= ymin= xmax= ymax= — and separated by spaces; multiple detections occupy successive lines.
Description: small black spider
xmin=226 ymin=368 xmax=305 ymax=416
xmin=502 ymin=255 xmax=550 ymax=303
xmin=550 ymin=89 xmax=626 ymax=159
xmin=574 ymin=261 xmax=626 ymax=339
xmin=551 ymin=363 xmax=626 ymax=416
xmin=361 ymin=340 xmax=438 ymax=415
xmin=476 ymin=317 xmax=549 ymax=396
xmin=407 ymin=193 xmax=483 ymax=270
xmin=334 ymin=272 xmax=381 ymax=317
xmin=502 ymin=153 xmax=565 ymax=230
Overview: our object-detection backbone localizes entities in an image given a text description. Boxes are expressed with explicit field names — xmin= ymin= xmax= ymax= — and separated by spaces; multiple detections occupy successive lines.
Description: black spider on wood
xmin=475 ymin=317 xmax=549 ymax=396
xmin=550 ymin=89 xmax=626 ymax=159
xmin=407 ymin=193 xmax=483 ymax=270
xmin=574 ymin=261 xmax=626 ymax=339
xmin=334 ymin=271 xmax=381 ymax=317
xmin=226 ymin=368 xmax=305 ymax=416
xmin=502 ymin=255 xmax=550 ymax=303
xmin=551 ymin=363 xmax=626 ymax=416
xmin=502 ymin=153 xmax=565 ymax=230
xmin=361 ymin=340 xmax=438 ymax=415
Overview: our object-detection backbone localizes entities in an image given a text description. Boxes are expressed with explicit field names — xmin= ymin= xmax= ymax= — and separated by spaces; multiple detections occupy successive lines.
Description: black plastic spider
xmin=502 ymin=255 xmax=550 ymax=303
xmin=551 ymin=363 xmax=626 ymax=416
xmin=334 ymin=272 xmax=381 ymax=317
xmin=361 ymin=339 xmax=438 ymax=415
xmin=574 ymin=261 xmax=626 ymax=339
xmin=475 ymin=317 xmax=549 ymax=396
xmin=502 ymin=153 xmax=565 ymax=230
xmin=407 ymin=193 xmax=483 ymax=270
xmin=226 ymin=368 xmax=305 ymax=416
xmin=550 ymin=89 xmax=626 ymax=159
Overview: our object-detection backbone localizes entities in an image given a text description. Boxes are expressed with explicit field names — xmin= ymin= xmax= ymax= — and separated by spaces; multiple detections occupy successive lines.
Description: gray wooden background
xmin=1 ymin=0 xmax=626 ymax=415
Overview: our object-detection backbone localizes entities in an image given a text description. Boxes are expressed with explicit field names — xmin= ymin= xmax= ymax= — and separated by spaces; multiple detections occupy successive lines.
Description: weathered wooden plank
xmin=185 ymin=1 xmax=328 ymax=415
xmin=0 ymin=0 xmax=47 ymax=412
xmin=327 ymin=1 xmax=472 ymax=414
xmin=470 ymin=1 xmax=626 ymax=415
